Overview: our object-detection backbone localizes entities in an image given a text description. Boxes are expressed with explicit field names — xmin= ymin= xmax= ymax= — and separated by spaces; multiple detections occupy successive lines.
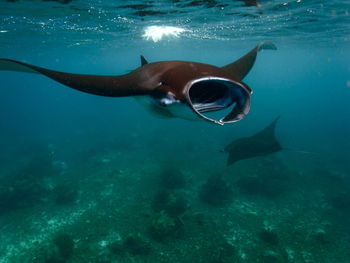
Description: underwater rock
xmin=123 ymin=234 xmax=151 ymax=255
xmin=152 ymin=190 xmax=188 ymax=216
xmin=108 ymin=234 xmax=151 ymax=256
xmin=54 ymin=233 xmax=74 ymax=259
xmin=45 ymin=233 xmax=74 ymax=263
xmin=159 ymin=167 xmax=186 ymax=189
xmin=199 ymin=174 xmax=232 ymax=206
xmin=108 ymin=240 xmax=126 ymax=256
xmin=149 ymin=212 xmax=182 ymax=241
xmin=313 ymin=228 xmax=330 ymax=245
xmin=258 ymin=228 xmax=279 ymax=246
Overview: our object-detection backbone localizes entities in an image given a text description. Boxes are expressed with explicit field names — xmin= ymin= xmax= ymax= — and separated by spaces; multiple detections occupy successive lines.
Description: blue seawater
xmin=0 ymin=1 xmax=349 ymax=262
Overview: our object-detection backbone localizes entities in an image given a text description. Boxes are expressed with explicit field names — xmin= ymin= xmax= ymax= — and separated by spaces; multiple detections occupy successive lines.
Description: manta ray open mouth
xmin=187 ymin=77 xmax=251 ymax=125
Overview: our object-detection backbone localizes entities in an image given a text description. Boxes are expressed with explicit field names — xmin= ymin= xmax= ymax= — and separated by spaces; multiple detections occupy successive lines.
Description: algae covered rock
xmin=150 ymin=212 xmax=182 ymax=240
xmin=108 ymin=234 xmax=151 ymax=256
xmin=152 ymin=190 xmax=188 ymax=216
xmin=123 ymin=234 xmax=151 ymax=255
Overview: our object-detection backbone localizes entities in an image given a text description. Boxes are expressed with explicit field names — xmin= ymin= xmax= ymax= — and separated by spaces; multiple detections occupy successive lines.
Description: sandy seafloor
xmin=0 ymin=0 xmax=349 ymax=262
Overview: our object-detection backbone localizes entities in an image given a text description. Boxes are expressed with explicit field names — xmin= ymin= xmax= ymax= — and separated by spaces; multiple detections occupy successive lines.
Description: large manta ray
xmin=224 ymin=117 xmax=282 ymax=165
xmin=0 ymin=42 xmax=276 ymax=125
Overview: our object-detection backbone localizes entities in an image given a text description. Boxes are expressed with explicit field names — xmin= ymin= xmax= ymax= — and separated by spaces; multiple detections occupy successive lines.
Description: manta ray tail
xmin=0 ymin=58 xmax=148 ymax=97
xmin=222 ymin=41 xmax=277 ymax=81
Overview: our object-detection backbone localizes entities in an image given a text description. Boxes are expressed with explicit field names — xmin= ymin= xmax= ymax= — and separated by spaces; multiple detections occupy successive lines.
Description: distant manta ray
xmin=0 ymin=42 xmax=276 ymax=125
xmin=224 ymin=117 xmax=282 ymax=165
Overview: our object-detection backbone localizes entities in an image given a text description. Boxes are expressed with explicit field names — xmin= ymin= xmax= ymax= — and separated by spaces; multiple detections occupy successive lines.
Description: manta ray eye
xmin=188 ymin=78 xmax=251 ymax=124
xmin=151 ymin=89 xmax=178 ymax=107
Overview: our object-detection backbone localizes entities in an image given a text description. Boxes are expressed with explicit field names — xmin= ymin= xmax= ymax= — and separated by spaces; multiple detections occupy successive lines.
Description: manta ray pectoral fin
xmin=0 ymin=58 xmax=39 ymax=74
xmin=0 ymin=58 xmax=152 ymax=97
xmin=140 ymin=55 xmax=149 ymax=66
xmin=222 ymin=41 xmax=277 ymax=81
xmin=261 ymin=116 xmax=280 ymax=136
xmin=257 ymin=41 xmax=277 ymax=51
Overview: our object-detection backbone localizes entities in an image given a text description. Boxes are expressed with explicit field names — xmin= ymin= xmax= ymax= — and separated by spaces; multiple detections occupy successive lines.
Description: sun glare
xmin=142 ymin=26 xmax=187 ymax=42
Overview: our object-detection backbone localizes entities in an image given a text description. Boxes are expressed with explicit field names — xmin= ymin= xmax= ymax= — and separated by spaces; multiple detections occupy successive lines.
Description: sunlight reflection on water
xmin=142 ymin=25 xmax=188 ymax=42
